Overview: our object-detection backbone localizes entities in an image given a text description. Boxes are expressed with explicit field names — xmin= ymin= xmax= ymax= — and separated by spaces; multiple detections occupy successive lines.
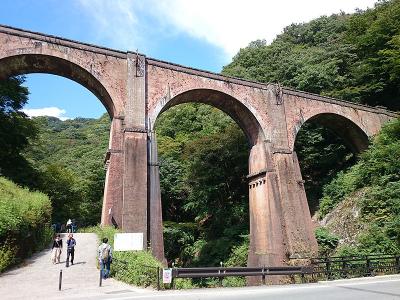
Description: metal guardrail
xmin=170 ymin=265 xmax=312 ymax=287
xmin=168 ymin=254 xmax=400 ymax=288
xmin=173 ymin=266 xmax=312 ymax=278
xmin=302 ymin=254 xmax=400 ymax=281
xmin=103 ymin=254 xmax=400 ymax=289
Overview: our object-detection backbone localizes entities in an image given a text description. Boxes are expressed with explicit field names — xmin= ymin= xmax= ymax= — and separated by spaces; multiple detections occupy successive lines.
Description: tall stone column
xmin=148 ymin=130 xmax=166 ymax=263
xmin=101 ymin=117 xmax=124 ymax=227
xmin=273 ymin=150 xmax=318 ymax=257
xmin=247 ymin=141 xmax=286 ymax=285
xmin=121 ymin=52 xmax=148 ymax=249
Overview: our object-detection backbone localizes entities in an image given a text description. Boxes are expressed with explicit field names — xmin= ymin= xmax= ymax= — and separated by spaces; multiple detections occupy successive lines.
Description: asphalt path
xmin=0 ymin=233 xmax=150 ymax=299
xmin=86 ymin=275 xmax=400 ymax=300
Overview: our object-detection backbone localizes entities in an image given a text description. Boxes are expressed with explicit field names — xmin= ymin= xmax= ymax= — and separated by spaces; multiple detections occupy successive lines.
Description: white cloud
xmin=77 ymin=0 xmax=147 ymax=51
xmin=22 ymin=107 xmax=70 ymax=121
xmin=151 ymin=0 xmax=377 ymax=57
xmin=77 ymin=0 xmax=378 ymax=58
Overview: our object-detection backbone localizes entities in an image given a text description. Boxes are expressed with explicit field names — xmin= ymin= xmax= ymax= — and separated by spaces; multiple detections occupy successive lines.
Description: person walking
xmin=98 ymin=237 xmax=112 ymax=279
xmin=51 ymin=234 xmax=62 ymax=264
xmin=65 ymin=233 xmax=76 ymax=267
xmin=66 ymin=219 xmax=72 ymax=233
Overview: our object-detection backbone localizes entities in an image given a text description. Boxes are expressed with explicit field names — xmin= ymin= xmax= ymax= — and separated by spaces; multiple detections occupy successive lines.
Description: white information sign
xmin=163 ymin=268 xmax=172 ymax=284
xmin=114 ymin=233 xmax=143 ymax=251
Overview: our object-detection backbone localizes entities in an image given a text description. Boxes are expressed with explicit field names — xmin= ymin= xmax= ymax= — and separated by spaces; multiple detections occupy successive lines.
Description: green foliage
xmin=22 ymin=114 xmax=111 ymax=226
xmin=174 ymin=278 xmax=196 ymax=289
xmin=0 ymin=177 xmax=52 ymax=272
xmin=112 ymin=250 xmax=162 ymax=288
xmin=163 ymin=221 xmax=199 ymax=266
xmin=315 ymin=227 xmax=340 ymax=256
xmin=356 ymin=224 xmax=399 ymax=254
xmin=0 ymin=76 xmax=38 ymax=185
xmin=318 ymin=167 xmax=360 ymax=218
xmin=224 ymin=1 xmax=400 ymax=110
xmin=345 ymin=0 xmax=400 ymax=110
xmin=224 ymin=237 xmax=249 ymax=267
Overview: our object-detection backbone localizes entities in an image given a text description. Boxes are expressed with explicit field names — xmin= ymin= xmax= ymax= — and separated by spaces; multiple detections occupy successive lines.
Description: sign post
xmin=114 ymin=233 xmax=144 ymax=251
xmin=163 ymin=268 xmax=172 ymax=285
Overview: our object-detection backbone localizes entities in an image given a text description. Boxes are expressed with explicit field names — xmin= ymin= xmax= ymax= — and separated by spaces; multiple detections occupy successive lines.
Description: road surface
xmin=86 ymin=275 xmax=400 ymax=300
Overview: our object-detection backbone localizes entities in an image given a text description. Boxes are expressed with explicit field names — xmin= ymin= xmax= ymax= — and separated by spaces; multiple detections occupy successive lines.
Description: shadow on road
xmin=338 ymin=285 xmax=400 ymax=297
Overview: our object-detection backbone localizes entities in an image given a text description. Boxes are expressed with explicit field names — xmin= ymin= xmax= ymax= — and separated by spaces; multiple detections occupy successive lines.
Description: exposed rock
xmin=318 ymin=189 xmax=368 ymax=246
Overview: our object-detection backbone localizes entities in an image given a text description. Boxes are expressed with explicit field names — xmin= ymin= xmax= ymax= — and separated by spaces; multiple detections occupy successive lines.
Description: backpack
xmin=100 ymin=244 xmax=110 ymax=261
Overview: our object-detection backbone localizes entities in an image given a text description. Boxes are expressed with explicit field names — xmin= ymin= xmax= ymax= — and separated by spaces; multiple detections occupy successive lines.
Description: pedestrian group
xmin=51 ymin=219 xmax=113 ymax=279
xmin=51 ymin=233 xmax=76 ymax=267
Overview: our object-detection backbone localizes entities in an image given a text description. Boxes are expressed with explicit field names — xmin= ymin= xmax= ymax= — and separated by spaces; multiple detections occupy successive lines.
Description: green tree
xmin=0 ymin=76 xmax=38 ymax=185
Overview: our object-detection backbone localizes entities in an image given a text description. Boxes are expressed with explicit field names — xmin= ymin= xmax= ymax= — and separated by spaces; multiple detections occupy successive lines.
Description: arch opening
xmin=154 ymin=89 xmax=266 ymax=147
xmin=0 ymin=54 xmax=115 ymax=117
xmin=294 ymin=113 xmax=370 ymax=214
xmin=305 ymin=113 xmax=369 ymax=153
xmin=0 ymin=58 xmax=112 ymax=227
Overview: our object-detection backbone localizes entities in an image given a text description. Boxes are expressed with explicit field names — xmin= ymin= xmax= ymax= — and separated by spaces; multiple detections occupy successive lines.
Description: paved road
xmin=87 ymin=275 xmax=400 ymax=300
xmin=0 ymin=233 xmax=151 ymax=299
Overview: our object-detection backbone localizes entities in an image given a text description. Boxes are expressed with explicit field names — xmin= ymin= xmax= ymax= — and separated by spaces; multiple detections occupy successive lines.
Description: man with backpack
xmin=98 ymin=237 xmax=113 ymax=279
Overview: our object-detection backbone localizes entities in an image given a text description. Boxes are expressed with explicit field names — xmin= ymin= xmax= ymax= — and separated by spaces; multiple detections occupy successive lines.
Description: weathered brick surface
xmin=1 ymin=25 xmax=398 ymax=276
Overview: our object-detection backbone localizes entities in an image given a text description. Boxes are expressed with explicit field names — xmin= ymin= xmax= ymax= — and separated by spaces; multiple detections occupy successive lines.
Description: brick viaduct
xmin=0 ymin=25 xmax=397 ymax=283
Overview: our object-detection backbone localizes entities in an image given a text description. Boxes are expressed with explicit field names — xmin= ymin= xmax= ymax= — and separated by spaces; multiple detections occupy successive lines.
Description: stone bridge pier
xmin=0 ymin=25 xmax=397 ymax=285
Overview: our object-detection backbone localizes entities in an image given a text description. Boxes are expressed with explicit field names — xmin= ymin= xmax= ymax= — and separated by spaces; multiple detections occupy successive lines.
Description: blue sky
xmin=0 ymin=0 xmax=377 ymax=119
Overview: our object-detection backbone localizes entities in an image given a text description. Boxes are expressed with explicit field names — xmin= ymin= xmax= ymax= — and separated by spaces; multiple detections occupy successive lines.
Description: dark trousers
xmin=100 ymin=259 xmax=111 ymax=278
xmin=66 ymin=248 xmax=74 ymax=266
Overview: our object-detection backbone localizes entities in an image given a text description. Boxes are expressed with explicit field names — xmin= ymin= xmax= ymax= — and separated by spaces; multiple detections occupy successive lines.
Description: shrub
xmin=318 ymin=168 xmax=360 ymax=218
xmin=224 ymin=237 xmax=249 ymax=267
xmin=0 ymin=177 xmax=52 ymax=272
xmin=315 ymin=227 xmax=339 ymax=256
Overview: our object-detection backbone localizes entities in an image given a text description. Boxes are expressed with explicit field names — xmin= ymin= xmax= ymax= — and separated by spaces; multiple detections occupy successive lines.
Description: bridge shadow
xmin=338 ymin=285 xmax=400 ymax=297
xmin=70 ymin=261 xmax=87 ymax=265
xmin=0 ymin=247 xmax=52 ymax=277
xmin=54 ymin=260 xmax=87 ymax=265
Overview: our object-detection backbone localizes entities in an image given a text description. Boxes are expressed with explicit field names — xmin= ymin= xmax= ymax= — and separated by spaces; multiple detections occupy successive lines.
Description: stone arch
xmin=294 ymin=112 xmax=370 ymax=153
xmin=0 ymin=54 xmax=116 ymax=117
xmin=151 ymin=88 xmax=266 ymax=146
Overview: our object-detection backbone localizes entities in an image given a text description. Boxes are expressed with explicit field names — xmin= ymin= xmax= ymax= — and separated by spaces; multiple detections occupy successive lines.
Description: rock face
xmin=319 ymin=189 xmax=368 ymax=247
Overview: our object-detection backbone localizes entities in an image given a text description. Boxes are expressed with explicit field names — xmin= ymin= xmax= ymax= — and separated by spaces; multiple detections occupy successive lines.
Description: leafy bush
xmin=315 ymin=227 xmax=339 ymax=256
xmin=318 ymin=167 xmax=360 ymax=218
xmin=163 ymin=221 xmax=199 ymax=266
xmin=224 ymin=237 xmax=249 ymax=267
xmin=0 ymin=177 xmax=52 ymax=272
xmin=356 ymin=224 xmax=399 ymax=254
xmin=112 ymin=250 xmax=162 ymax=288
